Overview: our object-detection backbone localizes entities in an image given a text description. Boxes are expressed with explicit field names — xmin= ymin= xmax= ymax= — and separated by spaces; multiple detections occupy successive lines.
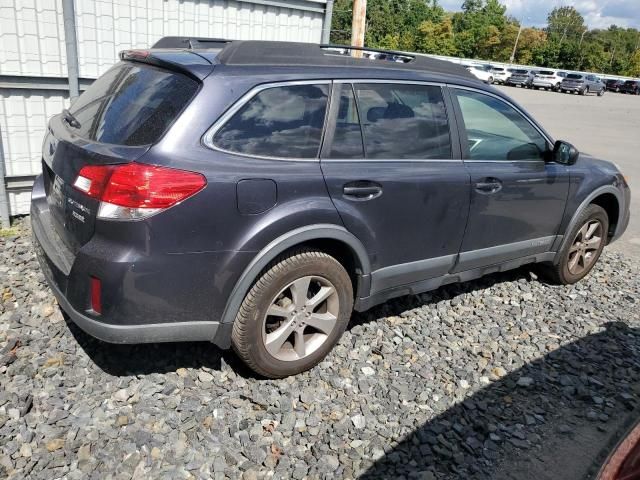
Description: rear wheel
xmin=542 ymin=204 xmax=608 ymax=285
xmin=232 ymin=250 xmax=353 ymax=378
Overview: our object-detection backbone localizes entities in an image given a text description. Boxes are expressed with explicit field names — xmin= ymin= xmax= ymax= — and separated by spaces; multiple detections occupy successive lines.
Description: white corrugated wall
xmin=0 ymin=0 xmax=326 ymax=219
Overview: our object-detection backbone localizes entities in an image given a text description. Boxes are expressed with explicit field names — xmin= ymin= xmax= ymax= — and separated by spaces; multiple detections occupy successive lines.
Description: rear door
xmin=450 ymin=87 xmax=570 ymax=271
xmin=41 ymin=62 xmax=199 ymax=254
xmin=320 ymin=81 xmax=470 ymax=294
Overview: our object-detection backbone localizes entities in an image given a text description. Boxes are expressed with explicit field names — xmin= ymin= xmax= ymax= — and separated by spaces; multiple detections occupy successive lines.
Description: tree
xmin=546 ymin=6 xmax=586 ymax=44
xmin=416 ymin=16 xmax=456 ymax=55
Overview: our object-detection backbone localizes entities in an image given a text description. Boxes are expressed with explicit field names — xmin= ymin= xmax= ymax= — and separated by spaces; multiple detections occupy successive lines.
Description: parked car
xmin=466 ymin=65 xmax=494 ymax=83
xmin=505 ymin=69 xmax=534 ymax=88
xmin=31 ymin=39 xmax=630 ymax=377
xmin=532 ymin=70 xmax=568 ymax=91
xmin=560 ymin=73 xmax=606 ymax=96
xmin=489 ymin=66 xmax=511 ymax=84
xmin=620 ymin=80 xmax=640 ymax=94
xmin=606 ymin=79 xmax=625 ymax=92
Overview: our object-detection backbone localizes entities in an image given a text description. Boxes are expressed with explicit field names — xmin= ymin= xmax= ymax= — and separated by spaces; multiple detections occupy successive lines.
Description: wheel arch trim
xmin=554 ymin=185 xmax=623 ymax=263
xmin=219 ymin=224 xmax=370 ymax=326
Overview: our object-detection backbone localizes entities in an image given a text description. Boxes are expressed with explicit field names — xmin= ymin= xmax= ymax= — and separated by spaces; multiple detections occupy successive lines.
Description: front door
xmin=321 ymin=81 xmax=470 ymax=294
xmin=450 ymin=87 xmax=570 ymax=271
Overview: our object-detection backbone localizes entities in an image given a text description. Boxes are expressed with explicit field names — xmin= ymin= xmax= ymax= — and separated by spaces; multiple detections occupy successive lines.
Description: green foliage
xmin=330 ymin=0 xmax=640 ymax=77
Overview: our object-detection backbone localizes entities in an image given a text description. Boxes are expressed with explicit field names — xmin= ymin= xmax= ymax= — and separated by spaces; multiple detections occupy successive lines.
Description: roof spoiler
xmin=118 ymin=49 xmax=214 ymax=80
xmin=151 ymin=36 xmax=232 ymax=50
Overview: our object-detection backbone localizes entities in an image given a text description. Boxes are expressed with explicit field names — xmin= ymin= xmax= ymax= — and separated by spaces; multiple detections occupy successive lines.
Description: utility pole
xmin=510 ymin=16 xmax=529 ymax=64
xmin=351 ymin=0 xmax=367 ymax=57
xmin=510 ymin=23 xmax=523 ymax=64
xmin=578 ymin=29 xmax=587 ymax=69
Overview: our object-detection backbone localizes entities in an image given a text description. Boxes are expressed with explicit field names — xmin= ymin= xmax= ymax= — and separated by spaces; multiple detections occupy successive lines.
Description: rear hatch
xmin=563 ymin=74 xmax=583 ymax=86
xmin=42 ymin=59 xmax=201 ymax=255
xmin=536 ymin=70 xmax=555 ymax=80
xmin=510 ymin=70 xmax=529 ymax=81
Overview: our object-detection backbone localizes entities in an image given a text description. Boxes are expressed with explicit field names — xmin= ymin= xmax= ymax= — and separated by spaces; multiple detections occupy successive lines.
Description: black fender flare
xmin=553 ymin=185 xmax=623 ymax=263
xmin=219 ymin=224 xmax=370 ymax=327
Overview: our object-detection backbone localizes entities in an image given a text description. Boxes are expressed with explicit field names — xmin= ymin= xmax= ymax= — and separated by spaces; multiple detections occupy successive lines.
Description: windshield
xmin=625 ymin=80 xmax=636 ymax=85
xmin=67 ymin=63 xmax=199 ymax=146
xmin=567 ymin=74 xmax=583 ymax=79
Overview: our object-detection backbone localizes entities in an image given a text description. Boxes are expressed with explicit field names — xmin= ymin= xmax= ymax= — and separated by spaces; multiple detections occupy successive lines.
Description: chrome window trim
xmin=202 ymin=79 xmax=332 ymax=162
xmin=334 ymin=79 xmax=443 ymax=87
xmin=449 ymin=84 xmax=555 ymax=153
xmin=322 ymin=158 xmax=460 ymax=163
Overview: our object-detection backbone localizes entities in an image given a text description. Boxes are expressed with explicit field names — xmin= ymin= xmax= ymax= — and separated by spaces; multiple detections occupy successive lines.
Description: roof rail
xmin=148 ymin=37 xmax=474 ymax=78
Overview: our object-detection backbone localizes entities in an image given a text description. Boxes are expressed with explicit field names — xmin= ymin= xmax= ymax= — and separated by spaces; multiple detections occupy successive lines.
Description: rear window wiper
xmin=62 ymin=109 xmax=81 ymax=128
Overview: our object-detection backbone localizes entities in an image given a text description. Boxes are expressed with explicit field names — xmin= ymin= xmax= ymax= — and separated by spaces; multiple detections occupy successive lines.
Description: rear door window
xmin=350 ymin=83 xmax=451 ymax=159
xmin=327 ymin=84 xmax=364 ymax=159
xmin=67 ymin=63 xmax=198 ymax=146
xmin=212 ymin=84 xmax=329 ymax=159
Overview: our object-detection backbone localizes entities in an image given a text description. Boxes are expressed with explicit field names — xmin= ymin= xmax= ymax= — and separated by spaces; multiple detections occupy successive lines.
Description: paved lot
xmin=496 ymin=85 xmax=640 ymax=258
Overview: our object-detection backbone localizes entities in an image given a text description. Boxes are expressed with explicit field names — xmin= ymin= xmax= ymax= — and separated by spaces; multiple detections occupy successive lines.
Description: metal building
xmin=0 ymin=0 xmax=334 ymax=227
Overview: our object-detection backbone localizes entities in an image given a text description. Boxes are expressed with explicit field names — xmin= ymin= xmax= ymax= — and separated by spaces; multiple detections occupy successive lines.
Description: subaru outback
xmin=31 ymin=39 xmax=631 ymax=378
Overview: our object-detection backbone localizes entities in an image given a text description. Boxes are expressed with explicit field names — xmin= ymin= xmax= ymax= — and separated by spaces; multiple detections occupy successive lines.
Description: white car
xmin=532 ymin=70 xmax=568 ymax=91
xmin=465 ymin=66 xmax=494 ymax=84
xmin=489 ymin=67 xmax=511 ymax=84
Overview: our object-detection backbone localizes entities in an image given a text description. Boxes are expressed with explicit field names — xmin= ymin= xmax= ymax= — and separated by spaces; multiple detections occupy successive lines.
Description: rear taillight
xmin=73 ymin=163 xmax=206 ymax=220
xmin=90 ymin=276 xmax=102 ymax=314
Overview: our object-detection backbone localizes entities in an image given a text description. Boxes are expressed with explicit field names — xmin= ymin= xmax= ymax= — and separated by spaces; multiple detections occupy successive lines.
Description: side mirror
xmin=552 ymin=140 xmax=579 ymax=165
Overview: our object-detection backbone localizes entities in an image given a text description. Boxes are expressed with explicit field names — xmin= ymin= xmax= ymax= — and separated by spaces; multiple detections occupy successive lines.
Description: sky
xmin=439 ymin=0 xmax=640 ymax=30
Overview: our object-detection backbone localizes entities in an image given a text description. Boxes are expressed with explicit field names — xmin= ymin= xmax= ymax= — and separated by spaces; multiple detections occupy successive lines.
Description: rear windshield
xmin=66 ymin=63 xmax=198 ymax=146
xmin=625 ymin=80 xmax=637 ymax=85
xmin=567 ymin=74 xmax=583 ymax=79
xmin=491 ymin=68 xmax=505 ymax=72
xmin=514 ymin=70 xmax=528 ymax=74
xmin=538 ymin=71 xmax=554 ymax=75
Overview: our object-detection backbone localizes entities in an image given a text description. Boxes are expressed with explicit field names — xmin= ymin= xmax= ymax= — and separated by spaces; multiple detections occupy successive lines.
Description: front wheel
xmin=541 ymin=204 xmax=608 ymax=285
xmin=232 ymin=250 xmax=353 ymax=378
xmin=598 ymin=88 xmax=605 ymax=97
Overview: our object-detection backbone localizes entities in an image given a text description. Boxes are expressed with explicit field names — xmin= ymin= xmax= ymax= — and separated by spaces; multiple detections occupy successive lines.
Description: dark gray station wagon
xmin=31 ymin=39 xmax=630 ymax=377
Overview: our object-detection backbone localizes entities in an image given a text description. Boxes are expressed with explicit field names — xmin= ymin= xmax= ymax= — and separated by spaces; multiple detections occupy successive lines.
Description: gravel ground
xmin=2 ymin=217 xmax=640 ymax=480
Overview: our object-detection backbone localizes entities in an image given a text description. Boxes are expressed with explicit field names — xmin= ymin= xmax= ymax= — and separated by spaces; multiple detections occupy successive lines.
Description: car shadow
xmin=62 ymin=314 xmax=256 ymax=377
xmin=359 ymin=321 xmax=640 ymax=480
xmin=63 ymin=266 xmax=537 ymax=378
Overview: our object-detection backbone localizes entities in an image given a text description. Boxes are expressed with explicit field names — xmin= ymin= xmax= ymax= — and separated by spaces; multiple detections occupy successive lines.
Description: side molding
xmin=554 ymin=185 xmax=624 ymax=263
xmin=219 ymin=224 xmax=371 ymax=326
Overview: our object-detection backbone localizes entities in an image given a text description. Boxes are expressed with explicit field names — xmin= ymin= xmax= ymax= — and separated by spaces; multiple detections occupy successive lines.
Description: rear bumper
xmin=532 ymin=80 xmax=556 ymax=88
xmin=31 ymin=174 xmax=236 ymax=347
xmin=506 ymin=79 xmax=529 ymax=86
xmin=561 ymin=84 xmax=583 ymax=91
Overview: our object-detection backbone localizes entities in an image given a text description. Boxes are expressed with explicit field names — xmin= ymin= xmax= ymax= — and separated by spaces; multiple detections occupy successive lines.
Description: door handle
xmin=474 ymin=178 xmax=502 ymax=194
xmin=343 ymin=182 xmax=383 ymax=201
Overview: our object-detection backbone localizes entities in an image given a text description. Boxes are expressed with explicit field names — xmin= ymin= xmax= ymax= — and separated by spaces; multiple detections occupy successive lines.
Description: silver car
xmin=532 ymin=70 xmax=567 ymax=91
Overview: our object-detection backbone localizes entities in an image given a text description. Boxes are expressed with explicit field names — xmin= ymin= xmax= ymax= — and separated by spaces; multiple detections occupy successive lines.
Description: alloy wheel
xmin=262 ymin=276 xmax=339 ymax=361
xmin=567 ymin=220 xmax=603 ymax=275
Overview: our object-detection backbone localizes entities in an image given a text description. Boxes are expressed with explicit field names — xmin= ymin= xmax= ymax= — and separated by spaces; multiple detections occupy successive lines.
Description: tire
xmin=580 ymin=87 xmax=587 ymax=96
xmin=554 ymin=83 xmax=561 ymax=92
xmin=231 ymin=249 xmax=354 ymax=378
xmin=488 ymin=76 xmax=494 ymax=84
xmin=598 ymin=88 xmax=605 ymax=97
xmin=542 ymin=204 xmax=608 ymax=285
